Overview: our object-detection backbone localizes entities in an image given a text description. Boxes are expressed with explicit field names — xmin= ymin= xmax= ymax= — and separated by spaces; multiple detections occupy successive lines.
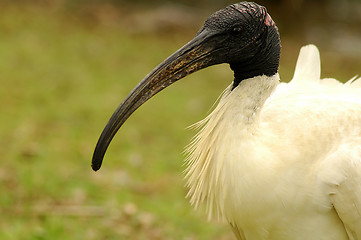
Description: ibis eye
xmin=231 ymin=27 xmax=243 ymax=36
xmin=233 ymin=27 xmax=243 ymax=32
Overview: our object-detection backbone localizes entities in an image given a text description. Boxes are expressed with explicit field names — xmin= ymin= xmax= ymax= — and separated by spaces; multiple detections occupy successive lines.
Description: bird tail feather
xmin=291 ymin=44 xmax=321 ymax=84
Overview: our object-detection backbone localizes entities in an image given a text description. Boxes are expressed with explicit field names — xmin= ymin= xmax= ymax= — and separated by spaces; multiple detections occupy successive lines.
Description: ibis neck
xmin=232 ymin=68 xmax=278 ymax=90
xmin=230 ymin=59 xmax=279 ymax=90
xmin=229 ymin=74 xmax=279 ymax=126
xmin=230 ymin=26 xmax=281 ymax=90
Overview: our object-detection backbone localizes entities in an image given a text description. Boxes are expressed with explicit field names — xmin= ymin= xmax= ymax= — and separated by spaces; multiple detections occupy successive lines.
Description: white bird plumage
xmin=185 ymin=44 xmax=361 ymax=239
xmin=92 ymin=2 xmax=361 ymax=239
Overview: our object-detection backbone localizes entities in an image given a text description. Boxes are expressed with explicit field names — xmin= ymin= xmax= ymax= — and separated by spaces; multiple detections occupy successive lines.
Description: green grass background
xmin=0 ymin=2 xmax=360 ymax=240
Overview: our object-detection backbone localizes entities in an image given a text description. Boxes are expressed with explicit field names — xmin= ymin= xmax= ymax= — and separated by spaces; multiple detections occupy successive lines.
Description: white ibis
xmin=92 ymin=2 xmax=361 ymax=239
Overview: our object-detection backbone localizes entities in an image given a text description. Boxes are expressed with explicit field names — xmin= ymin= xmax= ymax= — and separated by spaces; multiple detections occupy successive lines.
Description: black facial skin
xmin=92 ymin=2 xmax=280 ymax=171
xmin=199 ymin=3 xmax=280 ymax=89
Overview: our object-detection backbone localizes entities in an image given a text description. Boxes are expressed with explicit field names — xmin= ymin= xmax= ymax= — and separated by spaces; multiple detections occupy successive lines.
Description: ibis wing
xmin=327 ymin=143 xmax=361 ymax=240
xmin=291 ymin=45 xmax=361 ymax=239
xmin=266 ymin=44 xmax=361 ymax=239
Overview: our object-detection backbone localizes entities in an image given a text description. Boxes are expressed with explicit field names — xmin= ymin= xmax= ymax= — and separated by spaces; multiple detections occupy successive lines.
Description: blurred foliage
xmin=2 ymin=0 xmax=360 ymax=34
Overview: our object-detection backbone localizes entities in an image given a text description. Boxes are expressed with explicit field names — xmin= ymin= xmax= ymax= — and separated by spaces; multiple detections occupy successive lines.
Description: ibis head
xmin=92 ymin=2 xmax=280 ymax=171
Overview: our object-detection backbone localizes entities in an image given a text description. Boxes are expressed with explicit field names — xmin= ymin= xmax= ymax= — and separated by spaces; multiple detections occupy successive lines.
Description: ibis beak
xmin=92 ymin=30 xmax=224 ymax=171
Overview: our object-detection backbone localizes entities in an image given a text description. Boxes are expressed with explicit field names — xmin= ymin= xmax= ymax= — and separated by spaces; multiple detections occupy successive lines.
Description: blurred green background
xmin=1 ymin=0 xmax=360 ymax=239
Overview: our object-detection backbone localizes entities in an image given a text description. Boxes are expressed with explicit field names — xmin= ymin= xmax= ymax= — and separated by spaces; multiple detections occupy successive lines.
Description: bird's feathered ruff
xmin=185 ymin=74 xmax=279 ymax=220
xmin=185 ymin=45 xmax=361 ymax=239
xmin=185 ymin=82 xmax=234 ymax=219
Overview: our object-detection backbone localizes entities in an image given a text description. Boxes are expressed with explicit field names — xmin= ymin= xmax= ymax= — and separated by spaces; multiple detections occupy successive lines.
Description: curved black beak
xmin=92 ymin=30 xmax=224 ymax=171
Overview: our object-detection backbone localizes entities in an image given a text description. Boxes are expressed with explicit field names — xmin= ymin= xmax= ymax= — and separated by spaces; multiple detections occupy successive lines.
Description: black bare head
xmin=198 ymin=2 xmax=281 ymax=88
xmin=92 ymin=2 xmax=281 ymax=171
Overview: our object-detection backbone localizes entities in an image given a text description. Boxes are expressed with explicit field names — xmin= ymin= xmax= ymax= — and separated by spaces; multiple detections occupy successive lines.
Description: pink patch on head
xmin=236 ymin=5 xmax=258 ymax=14
xmin=265 ymin=14 xmax=275 ymax=27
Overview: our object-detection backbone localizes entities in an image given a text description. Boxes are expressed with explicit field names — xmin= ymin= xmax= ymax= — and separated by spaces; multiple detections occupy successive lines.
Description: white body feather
xmin=185 ymin=45 xmax=361 ymax=239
